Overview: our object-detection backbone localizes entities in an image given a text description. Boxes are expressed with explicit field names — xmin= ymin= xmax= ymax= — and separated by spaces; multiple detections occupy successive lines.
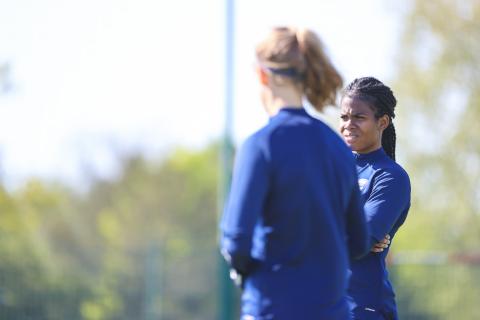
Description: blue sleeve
xmin=220 ymin=136 xmax=270 ymax=274
xmin=365 ymin=169 xmax=411 ymax=243
xmin=345 ymin=179 xmax=370 ymax=260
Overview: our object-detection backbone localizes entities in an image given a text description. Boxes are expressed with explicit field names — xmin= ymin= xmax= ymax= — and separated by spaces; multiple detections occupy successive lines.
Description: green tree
xmin=78 ymin=146 xmax=220 ymax=320
xmin=389 ymin=1 xmax=480 ymax=318
xmin=0 ymin=181 xmax=92 ymax=319
xmin=0 ymin=144 xmax=221 ymax=319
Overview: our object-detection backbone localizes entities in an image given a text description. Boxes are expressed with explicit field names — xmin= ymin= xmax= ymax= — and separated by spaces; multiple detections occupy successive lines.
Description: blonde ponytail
xmin=256 ymin=27 xmax=343 ymax=112
xmin=295 ymin=29 xmax=343 ymax=111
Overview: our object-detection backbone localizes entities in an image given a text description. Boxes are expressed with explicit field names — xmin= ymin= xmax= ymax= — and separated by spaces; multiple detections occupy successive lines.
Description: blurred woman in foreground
xmin=220 ymin=27 xmax=369 ymax=320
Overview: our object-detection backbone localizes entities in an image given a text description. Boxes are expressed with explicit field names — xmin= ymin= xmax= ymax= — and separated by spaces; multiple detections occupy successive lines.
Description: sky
xmin=0 ymin=0 xmax=403 ymax=189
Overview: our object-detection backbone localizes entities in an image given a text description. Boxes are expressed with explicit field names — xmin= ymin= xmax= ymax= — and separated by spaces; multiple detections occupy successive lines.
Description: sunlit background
xmin=0 ymin=0 xmax=479 ymax=319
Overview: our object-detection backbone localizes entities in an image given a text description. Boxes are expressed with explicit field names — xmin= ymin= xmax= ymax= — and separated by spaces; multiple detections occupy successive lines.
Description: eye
xmin=340 ymin=114 xmax=348 ymax=121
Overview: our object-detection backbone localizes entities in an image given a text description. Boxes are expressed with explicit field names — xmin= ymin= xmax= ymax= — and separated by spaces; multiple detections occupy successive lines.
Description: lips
xmin=343 ymin=133 xmax=359 ymax=143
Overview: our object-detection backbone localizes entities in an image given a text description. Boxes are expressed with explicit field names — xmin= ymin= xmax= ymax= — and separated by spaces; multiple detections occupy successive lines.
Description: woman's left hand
xmin=371 ymin=234 xmax=390 ymax=253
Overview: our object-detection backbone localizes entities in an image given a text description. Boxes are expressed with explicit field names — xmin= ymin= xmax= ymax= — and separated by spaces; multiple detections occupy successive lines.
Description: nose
xmin=343 ymin=118 xmax=355 ymax=130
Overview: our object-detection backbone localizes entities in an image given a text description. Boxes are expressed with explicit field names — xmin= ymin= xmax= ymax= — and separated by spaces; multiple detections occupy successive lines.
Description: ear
xmin=256 ymin=67 xmax=269 ymax=86
xmin=378 ymin=114 xmax=390 ymax=131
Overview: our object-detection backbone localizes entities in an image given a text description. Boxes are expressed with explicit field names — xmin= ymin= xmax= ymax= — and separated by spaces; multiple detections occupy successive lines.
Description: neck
xmin=265 ymin=87 xmax=303 ymax=116
xmin=354 ymin=143 xmax=382 ymax=155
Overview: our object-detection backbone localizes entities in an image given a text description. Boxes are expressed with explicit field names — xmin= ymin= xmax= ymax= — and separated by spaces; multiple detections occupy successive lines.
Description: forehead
xmin=341 ymin=96 xmax=374 ymax=114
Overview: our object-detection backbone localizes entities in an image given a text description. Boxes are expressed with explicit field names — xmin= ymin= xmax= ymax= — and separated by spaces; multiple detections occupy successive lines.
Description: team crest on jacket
xmin=358 ymin=178 xmax=369 ymax=191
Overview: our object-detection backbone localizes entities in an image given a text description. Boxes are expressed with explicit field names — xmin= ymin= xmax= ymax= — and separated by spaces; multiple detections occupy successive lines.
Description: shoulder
xmin=238 ymin=125 xmax=274 ymax=162
xmin=374 ymin=159 xmax=411 ymax=190
xmin=241 ymin=130 xmax=264 ymax=153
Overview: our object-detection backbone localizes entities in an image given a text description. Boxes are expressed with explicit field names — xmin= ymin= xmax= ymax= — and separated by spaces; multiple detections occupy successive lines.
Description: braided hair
xmin=342 ymin=77 xmax=397 ymax=161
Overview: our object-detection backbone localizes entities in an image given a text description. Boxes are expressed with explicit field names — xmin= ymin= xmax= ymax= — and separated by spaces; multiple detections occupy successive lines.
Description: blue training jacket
xmin=220 ymin=108 xmax=369 ymax=320
xmin=348 ymin=148 xmax=411 ymax=320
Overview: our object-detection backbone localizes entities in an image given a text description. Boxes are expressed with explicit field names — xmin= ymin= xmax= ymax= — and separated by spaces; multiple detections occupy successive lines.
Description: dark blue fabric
xmin=220 ymin=107 xmax=369 ymax=320
xmin=348 ymin=148 xmax=410 ymax=319
xmin=266 ymin=66 xmax=303 ymax=79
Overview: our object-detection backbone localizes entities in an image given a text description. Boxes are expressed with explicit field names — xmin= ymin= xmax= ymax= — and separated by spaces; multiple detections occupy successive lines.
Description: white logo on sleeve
xmin=358 ymin=178 xmax=369 ymax=190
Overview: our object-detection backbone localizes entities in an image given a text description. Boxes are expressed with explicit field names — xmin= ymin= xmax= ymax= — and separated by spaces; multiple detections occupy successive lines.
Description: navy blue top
xmin=348 ymin=148 xmax=411 ymax=319
xmin=220 ymin=108 xmax=369 ymax=320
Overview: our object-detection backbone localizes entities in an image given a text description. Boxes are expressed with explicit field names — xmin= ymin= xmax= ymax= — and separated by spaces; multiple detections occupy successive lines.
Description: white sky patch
xmin=0 ymin=0 xmax=401 ymax=189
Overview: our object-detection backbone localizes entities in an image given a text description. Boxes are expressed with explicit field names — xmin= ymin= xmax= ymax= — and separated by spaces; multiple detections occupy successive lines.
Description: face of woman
xmin=340 ymin=96 xmax=387 ymax=154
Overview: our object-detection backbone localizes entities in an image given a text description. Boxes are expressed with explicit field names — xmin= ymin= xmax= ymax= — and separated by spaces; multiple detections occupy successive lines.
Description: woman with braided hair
xmin=220 ymin=27 xmax=369 ymax=319
xmin=339 ymin=77 xmax=411 ymax=320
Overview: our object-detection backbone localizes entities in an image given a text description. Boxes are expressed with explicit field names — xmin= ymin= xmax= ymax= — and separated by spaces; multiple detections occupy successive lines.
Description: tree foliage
xmin=0 ymin=145 xmax=220 ymax=319
xmin=389 ymin=0 xmax=480 ymax=318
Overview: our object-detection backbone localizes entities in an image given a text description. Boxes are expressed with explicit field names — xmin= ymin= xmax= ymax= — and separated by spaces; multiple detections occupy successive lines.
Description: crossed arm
xmin=364 ymin=169 xmax=411 ymax=254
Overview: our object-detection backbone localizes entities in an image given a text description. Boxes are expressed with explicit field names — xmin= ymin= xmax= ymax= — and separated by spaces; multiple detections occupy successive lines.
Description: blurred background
xmin=0 ymin=0 xmax=479 ymax=319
